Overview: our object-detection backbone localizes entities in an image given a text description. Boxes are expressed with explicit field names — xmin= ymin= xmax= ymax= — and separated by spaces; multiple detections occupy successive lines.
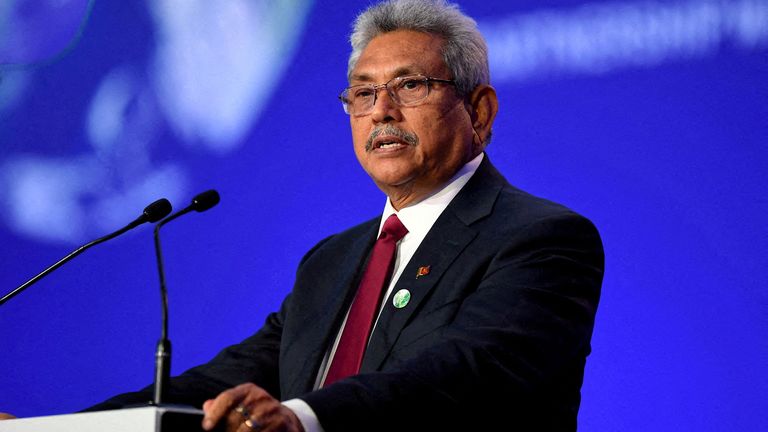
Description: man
xmin=3 ymin=0 xmax=604 ymax=430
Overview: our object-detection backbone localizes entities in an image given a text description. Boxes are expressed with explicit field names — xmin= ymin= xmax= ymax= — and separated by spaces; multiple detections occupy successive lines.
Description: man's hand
xmin=202 ymin=383 xmax=304 ymax=432
xmin=0 ymin=413 xmax=16 ymax=420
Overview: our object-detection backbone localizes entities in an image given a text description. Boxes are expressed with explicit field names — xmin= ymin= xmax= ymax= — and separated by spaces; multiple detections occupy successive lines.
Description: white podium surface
xmin=0 ymin=406 xmax=205 ymax=432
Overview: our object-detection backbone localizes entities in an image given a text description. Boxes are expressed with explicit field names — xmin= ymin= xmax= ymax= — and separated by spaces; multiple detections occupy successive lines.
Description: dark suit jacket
xmin=89 ymin=157 xmax=604 ymax=431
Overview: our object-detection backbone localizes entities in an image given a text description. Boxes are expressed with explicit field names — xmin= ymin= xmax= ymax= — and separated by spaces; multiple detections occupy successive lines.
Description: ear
xmin=465 ymin=84 xmax=498 ymax=150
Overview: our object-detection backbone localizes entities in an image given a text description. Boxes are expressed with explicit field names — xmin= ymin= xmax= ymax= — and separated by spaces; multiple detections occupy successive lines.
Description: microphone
xmin=0 ymin=198 xmax=172 ymax=306
xmin=152 ymin=189 xmax=220 ymax=405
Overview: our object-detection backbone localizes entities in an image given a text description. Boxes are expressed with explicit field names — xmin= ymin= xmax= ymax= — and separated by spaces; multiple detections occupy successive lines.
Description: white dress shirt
xmin=284 ymin=153 xmax=484 ymax=432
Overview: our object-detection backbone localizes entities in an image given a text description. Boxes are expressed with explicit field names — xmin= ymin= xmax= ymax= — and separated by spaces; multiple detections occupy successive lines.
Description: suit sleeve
xmin=82 ymin=307 xmax=286 ymax=411
xmin=82 ymin=235 xmax=339 ymax=412
xmin=300 ymin=212 xmax=604 ymax=431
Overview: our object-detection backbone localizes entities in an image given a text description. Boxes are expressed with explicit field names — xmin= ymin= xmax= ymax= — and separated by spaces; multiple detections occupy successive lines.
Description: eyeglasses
xmin=339 ymin=74 xmax=456 ymax=117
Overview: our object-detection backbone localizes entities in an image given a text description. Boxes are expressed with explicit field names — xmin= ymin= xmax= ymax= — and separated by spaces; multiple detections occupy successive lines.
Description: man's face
xmin=349 ymin=30 xmax=477 ymax=209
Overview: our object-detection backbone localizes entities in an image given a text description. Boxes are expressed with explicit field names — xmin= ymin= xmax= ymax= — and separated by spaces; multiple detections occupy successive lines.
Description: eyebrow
xmin=350 ymin=65 xmax=425 ymax=84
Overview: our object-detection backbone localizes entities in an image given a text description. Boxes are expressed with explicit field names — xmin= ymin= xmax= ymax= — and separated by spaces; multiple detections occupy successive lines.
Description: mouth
xmin=365 ymin=126 xmax=419 ymax=152
xmin=372 ymin=136 xmax=408 ymax=150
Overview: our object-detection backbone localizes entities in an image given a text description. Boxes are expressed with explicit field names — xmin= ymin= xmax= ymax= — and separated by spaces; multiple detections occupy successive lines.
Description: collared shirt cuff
xmin=282 ymin=398 xmax=325 ymax=432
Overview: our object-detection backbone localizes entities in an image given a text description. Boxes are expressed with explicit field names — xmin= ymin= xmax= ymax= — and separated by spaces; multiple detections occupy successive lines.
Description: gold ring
xmin=244 ymin=417 xmax=262 ymax=430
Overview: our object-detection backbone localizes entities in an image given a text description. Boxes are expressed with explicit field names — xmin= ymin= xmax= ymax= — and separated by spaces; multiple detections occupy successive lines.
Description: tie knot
xmin=380 ymin=214 xmax=408 ymax=242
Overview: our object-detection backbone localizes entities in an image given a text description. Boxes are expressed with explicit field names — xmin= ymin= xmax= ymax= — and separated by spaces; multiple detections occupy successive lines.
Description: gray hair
xmin=348 ymin=0 xmax=490 ymax=96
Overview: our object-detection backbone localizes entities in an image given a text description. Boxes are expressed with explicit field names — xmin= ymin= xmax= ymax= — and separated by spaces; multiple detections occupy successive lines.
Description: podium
xmin=0 ymin=406 xmax=209 ymax=432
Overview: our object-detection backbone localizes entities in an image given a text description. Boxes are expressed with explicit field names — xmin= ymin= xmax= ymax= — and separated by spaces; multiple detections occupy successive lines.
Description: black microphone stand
xmin=152 ymin=218 xmax=173 ymax=406
xmin=150 ymin=190 xmax=220 ymax=406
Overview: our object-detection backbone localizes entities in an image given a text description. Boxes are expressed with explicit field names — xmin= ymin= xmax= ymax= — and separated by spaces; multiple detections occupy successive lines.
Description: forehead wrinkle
xmin=350 ymin=64 xmax=427 ymax=85
xmin=391 ymin=65 xmax=425 ymax=78
xmin=350 ymin=72 xmax=375 ymax=83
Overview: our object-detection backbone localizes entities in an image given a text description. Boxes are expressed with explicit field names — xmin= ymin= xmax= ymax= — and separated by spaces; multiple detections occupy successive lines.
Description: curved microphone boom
xmin=152 ymin=189 xmax=220 ymax=406
xmin=0 ymin=198 xmax=172 ymax=307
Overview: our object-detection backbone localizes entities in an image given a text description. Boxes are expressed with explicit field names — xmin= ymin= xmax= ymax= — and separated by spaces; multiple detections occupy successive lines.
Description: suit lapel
xmin=283 ymin=220 xmax=379 ymax=397
xmin=360 ymin=156 xmax=505 ymax=372
xmin=360 ymin=214 xmax=477 ymax=372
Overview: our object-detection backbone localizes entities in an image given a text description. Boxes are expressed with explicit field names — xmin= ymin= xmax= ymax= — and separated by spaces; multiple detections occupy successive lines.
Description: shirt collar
xmin=378 ymin=152 xmax=484 ymax=237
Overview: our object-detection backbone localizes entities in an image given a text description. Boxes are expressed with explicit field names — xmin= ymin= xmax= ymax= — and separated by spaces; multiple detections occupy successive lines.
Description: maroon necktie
xmin=323 ymin=214 xmax=408 ymax=386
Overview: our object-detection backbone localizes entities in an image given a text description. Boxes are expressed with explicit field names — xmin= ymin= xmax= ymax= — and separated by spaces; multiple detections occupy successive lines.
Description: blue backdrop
xmin=1 ymin=0 xmax=766 ymax=430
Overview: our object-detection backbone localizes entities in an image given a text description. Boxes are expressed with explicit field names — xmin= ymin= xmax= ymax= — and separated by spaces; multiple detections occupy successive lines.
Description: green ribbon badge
xmin=392 ymin=289 xmax=411 ymax=309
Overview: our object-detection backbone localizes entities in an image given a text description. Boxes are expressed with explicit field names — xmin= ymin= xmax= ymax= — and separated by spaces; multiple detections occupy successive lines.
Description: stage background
xmin=1 ymin=1 xmax=766 ymax=430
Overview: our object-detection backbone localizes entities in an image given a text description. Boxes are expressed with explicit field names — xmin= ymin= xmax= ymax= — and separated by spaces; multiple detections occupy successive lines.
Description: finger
xmin=246 ymin=399 xmax=281 ymax=429
xmin=243 ymin=416 xmax=265 ymax=432
xmin=0 ymin=413 xmax=17 ymax=420
xmin=250 ymin=405 xmax=303 ymax=432
xmin=202 ymin=385 xmax=251 ymax=430
xmin=242 ymin=394 xmax=301 ymax=432
xmin=204 ymin=383 xmax=273 ymax=431
xmin=234 ymin=385 xmax=272 ymax=431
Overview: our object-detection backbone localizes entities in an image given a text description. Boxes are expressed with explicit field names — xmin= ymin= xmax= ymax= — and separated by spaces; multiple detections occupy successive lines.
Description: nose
xmin=370 ymin=86 xmax=402 ymax=123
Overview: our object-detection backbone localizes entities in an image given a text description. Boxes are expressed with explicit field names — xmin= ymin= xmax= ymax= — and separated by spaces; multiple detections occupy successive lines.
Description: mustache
xmin=365 ymin=125 xmax=419 ymax=152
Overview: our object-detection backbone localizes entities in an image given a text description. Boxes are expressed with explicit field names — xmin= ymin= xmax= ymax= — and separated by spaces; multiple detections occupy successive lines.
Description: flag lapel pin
xmin=416 ymin=265 xmax=431 ymax=278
